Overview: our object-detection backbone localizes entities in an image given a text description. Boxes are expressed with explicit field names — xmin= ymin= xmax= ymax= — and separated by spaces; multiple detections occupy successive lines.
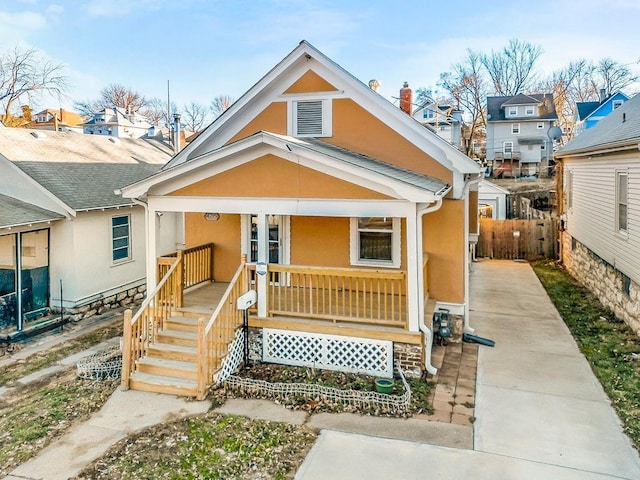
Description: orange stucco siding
xmin=330 ymin=99 xmax=453 ymax=185
xmin=284 ymin=69 xmax=338 ymax=93
xmin=184 ymin=213 xmax=241 ymax=281
xmin=170 ymin=154 xmax=391 ymax=200
xmin=423 ymin=200 xmax=465 ymax=303
xmin=228 ymin=102 xmax=287 ymax=144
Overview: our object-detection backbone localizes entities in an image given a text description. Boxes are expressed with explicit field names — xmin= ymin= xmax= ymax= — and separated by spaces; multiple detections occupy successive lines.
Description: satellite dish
xmin=548 ymin=126 xmax=562 ymax=141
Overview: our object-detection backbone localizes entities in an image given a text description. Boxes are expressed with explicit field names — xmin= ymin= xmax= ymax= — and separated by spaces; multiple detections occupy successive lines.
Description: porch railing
xmin=265 ymin=264 xmax=407 ymax=328
xmin=199 ymin=259 xmax=248 ymax=395
xmin=121 ymin=253 xmax=183 ymax=390
xmin=159 ymin=243 xmax=214 ymax=289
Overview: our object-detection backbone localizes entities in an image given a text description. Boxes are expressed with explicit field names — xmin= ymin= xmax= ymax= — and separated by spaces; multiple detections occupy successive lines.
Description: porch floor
xmin=180 ymin=282 xmax=230 ymax=316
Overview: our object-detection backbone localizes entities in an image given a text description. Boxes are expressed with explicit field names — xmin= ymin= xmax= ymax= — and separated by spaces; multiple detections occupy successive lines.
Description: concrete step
xmin=148 ymin=342 xmax=197 ymax=363
xmin=136 ymin=357 xmax=198 ymax=380
xmin=129 ymin=371 xmax=200 ymax=398
xmin=156 ymin=329 xmax=198 ymax=347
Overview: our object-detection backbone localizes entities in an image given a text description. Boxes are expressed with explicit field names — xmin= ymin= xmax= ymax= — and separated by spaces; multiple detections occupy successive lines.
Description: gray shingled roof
xmin=557 ymin=93 xmax=640 ymax=155
xmin=0 ymin=128 xmax=172 ymax=211
xmin=576 ymin=101 xmax=600 ymax=121
xmin=0 ymin=193 xmax=64 ymax=228
xmin=295 ymin=137 xmax=450 ymax=194
xmin=487 ymin=93 xmax=557 ymax=122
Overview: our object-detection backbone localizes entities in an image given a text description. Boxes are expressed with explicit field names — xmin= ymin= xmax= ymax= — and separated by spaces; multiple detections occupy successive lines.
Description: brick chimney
xmin=400 ymin=82 xmax=412 ymax=115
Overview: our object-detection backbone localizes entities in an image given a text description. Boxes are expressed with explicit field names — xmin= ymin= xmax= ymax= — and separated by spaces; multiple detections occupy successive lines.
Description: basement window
xmin=350 ymin=217 xmax=400 ymax=268
xmin=289 ymin=98 xmax=332 ymax=137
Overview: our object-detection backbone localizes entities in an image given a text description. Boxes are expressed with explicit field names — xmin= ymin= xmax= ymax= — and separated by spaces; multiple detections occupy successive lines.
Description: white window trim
xmin=613 ymin=100 xmax=624 ymax=110
xmin=503 ymin=141 xmax=514 ymax=154
xmin=525 ymin=105 xmax=535 ymax=116
xmin=508 ymin=106 xmax=518 ymax=116
xmin=287 ymin=97 xmax=332 ymax=137
xmin=566 ymin=169 xmax=573 ymax=212
xmin=349 ymin=217 xmax=401 ymax=268
xmin=537 ymin=122 xmax=545 ymax=129
xmin=511 ymin=123 xmax=520 ymax=134
xmin=111 ymin=214 xmax=132 ymax=264
xmin=616 ymin=170 xmax=628 ymax=236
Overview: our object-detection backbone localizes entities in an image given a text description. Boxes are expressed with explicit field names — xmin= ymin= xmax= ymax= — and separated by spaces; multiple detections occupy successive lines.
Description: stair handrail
xmin=197 ymin=259 xmax=247 ymax=397
xmin=121 ymin=253 xmax=183 ymax=390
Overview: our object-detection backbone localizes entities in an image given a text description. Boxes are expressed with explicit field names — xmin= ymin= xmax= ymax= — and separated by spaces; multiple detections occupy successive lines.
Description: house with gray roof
xmin=0 ymin=128 xmax=174 ymax=336
xmin=486 ymin=93 xmax=557 ymax=178
xmin=82 ymin=107 xmax=151 ymax=139
xmin=555 ymin=93 xmax=640 ymax=335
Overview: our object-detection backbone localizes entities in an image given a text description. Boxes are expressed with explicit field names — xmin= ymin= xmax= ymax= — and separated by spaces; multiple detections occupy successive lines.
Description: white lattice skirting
xmin=263 ymin=328 xmax=393 ymax=377
xmin=214 ymin=328 xmax=245 ymax=385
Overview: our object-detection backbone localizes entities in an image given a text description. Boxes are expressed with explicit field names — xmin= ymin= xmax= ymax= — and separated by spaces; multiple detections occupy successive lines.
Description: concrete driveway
xmin=296 ymin=260 xmax=640 ymax=480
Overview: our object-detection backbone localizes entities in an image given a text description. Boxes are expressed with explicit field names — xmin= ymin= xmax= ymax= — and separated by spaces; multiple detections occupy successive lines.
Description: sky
xmin=2 ymin=0 xmax=640 ymax=115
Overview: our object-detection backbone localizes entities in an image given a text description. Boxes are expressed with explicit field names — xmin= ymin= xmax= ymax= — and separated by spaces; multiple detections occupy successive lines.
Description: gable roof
xmin=0 ymin=128 xmax=172 ymax=212
xmin=556 ymin=93 xmax=640 ymax=156
xmin=162 ymin=41 xmax=479 ymax=184
xmin=575 ymin=91 xmax=630 ymax=122
xmin=487 ymin=93 xmax=557 ymax=122
xmin=120 ymin=131 xmax=450 ymax=203
xmin=0 ymin=193 xmax=64 ymax=228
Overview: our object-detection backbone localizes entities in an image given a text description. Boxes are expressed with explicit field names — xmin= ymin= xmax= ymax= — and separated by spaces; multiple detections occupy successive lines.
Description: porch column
xmin=256 ymin=213 xmax=268 ymax=318
xmin=146 ymin=201 xmax=158 ymax=294
xmin=406 ymin=212 xmax=420 ymax=332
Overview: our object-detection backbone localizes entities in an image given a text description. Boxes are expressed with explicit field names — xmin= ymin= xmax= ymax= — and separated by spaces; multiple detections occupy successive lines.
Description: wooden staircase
xmin=129 ymin=313 xmax=202 ymax=397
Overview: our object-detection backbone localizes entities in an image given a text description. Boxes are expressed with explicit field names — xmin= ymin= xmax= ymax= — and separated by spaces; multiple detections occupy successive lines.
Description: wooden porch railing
xmin=121 ymin=254 xmax=183 ymax=390
xmin=265 ymin=264 xmax=407 ymax=328
xmin=159 ymin=243 xmax=214 ymax=289
xmin=199 ymin=258 xmax=248 ymax=396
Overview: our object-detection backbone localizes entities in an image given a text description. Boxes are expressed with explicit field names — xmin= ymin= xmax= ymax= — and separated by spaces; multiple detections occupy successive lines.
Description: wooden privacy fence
xmin=477 ymin=218 xmax=558 ymax=260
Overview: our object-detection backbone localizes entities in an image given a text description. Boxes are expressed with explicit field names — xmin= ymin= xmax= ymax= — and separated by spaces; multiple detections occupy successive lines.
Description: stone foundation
xmin=561 ymin=231 xmax=640 ymax=335
xmin=50 ymin=284 xmax=147 ymax=322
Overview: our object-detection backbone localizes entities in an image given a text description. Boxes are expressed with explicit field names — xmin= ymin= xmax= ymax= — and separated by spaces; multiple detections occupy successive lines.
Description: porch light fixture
xmin=204 ymin=213 xmax=220 ymax=221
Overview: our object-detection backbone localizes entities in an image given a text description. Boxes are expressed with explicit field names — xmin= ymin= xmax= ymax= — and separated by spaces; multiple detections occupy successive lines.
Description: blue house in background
xmin=574 ymin=90 xmax=629 ymax=136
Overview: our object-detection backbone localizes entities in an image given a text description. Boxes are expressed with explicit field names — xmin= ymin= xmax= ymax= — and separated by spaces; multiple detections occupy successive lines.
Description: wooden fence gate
xmin=476 ymin=218 xmax=558 ymax=260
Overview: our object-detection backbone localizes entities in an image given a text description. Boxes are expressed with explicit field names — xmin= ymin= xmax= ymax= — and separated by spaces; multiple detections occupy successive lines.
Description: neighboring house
xmin=118 ymin=41 xmax=482 ymax=398
xmin=555 ymin=93 xmax=640 ymax=335
xmin=574 ymin=90 xmax=630 ymax=136
xmin=28 ymin=108 xmax=85 ymax=133
xmin=412 ymin=100 xmax=464 ymax=150
xmin=486 ymin=93 xmax=557 ymax=178
xmin=0 ymin=129 xmax=174 ymax=337
xmin=83 ymin=107 xmax=151 ymax=138
xmin=478 ymin=180 xmax=509 ymax=219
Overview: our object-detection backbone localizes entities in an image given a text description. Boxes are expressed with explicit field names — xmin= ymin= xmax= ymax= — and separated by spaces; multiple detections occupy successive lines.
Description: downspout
xmin=132 ymin=198 xmax=153 ymax=294
xmin=417 ymin=196 xmax=444 ymax=375
xmin=462 ymin=171 xmax=484 ymax=334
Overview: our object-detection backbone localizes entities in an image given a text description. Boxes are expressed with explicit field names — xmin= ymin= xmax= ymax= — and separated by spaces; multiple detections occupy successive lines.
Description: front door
xmin=249 ymin=214 xmax=283 ymax=264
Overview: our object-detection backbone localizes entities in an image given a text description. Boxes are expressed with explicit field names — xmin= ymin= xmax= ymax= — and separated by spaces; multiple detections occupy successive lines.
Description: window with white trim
xmin=537 ymin=122 xmax=545 ymax=129
xmin=112 ymin=215 xmax=131 ymax=262
xmin=616 ymin=171 xmax=628 ymax=233
xmin=508 ymin=106 xmax=518 ymax=116
xmin=613 ymin=100 xmax=624 ymax=110
xmin=566 ymin=169 xmax=573 ymax=211
xmin=350 ymin=217 xmax=400 ymax=267
xmin=503 ymin=141 xmax=514 ymax=156
xmin=289 ymin=99 xmax=332 ymax=137
xmin=512 ymin=123 xmax=520 ymax=134
xmin=525 ymin=105 xmax=535 ymax=115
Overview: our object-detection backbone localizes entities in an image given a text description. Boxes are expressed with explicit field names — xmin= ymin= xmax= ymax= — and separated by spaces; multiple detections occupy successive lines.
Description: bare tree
xmin=0 ymin=46 xmax=68 ymax=125
xmin=74 ymin=83 xmax=147 ymax=117
xmin=142 ymin=97 xmax=178 ymax=126
xmin=182 ymin=101 xmax=210 ymax=132
xmin=481 ymin=39 xmax=543 ymax=96
xmin=210 ymin=94 xmax=234 ymax=118
xmin=438 ymin=49 xmax=488 ymax=157
xmin=592 ymin=58 xmax=638 ymax=97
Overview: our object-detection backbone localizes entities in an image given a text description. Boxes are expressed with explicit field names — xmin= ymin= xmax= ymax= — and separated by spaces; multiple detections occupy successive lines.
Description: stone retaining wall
xmin=561 ymin=231 xmax=640 ymax=335
xmin=51 ymin=284 xmax=147 ymax=322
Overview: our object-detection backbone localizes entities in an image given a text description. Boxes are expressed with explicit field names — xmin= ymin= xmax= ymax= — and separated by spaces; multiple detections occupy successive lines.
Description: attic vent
xmin=296 ymin=100 xmax=323 ymax=136
xmin=30 ymin=131 xmax=46 ymax=139
xmin=109 ymin=137 xmax=121 ymax=145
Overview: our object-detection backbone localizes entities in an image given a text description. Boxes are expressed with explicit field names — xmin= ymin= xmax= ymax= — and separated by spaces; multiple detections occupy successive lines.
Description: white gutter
xmin=417 ymin=196 xmax=444 ymax=375
xmin=462 ymin=171 xmax=484 ymax=334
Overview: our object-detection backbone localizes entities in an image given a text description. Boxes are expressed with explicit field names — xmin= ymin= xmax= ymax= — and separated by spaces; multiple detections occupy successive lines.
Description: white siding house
xmin=478 ymin=180 xmax=509 ymax=219
xmin=0 ymin=129 xmax=175 ymax=337
xmin=555 ymin=93 xmax=640 ymax=334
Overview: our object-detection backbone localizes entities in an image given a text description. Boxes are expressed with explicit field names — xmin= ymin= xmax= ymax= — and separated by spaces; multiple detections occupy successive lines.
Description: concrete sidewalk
xmin=296 ymin=260 xmax=640 ymax=480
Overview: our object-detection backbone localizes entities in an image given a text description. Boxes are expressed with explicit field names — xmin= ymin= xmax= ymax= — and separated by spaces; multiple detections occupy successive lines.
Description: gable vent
xmin=296 ymin=100 xmax=323 ymax=136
